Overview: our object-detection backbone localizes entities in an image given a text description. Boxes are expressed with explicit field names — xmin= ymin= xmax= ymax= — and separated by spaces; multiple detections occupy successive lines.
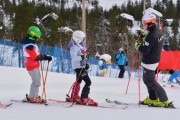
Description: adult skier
xmin=66 ymin=30 xmax=98 ymax=106
xmin=21 ymin=26 xmax=52 ymax=104
xmin=115 ymin=48 xmax=128 ymax=78
xmin=135 ymin=13 xmax=172 ymax=107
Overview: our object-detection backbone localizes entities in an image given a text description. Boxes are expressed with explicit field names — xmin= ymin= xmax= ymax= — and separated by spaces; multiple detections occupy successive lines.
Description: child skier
xmin=66 ymin=30 xmax=98 ymax=106
xmin=21 ymin=26 xmax=52 ymax=104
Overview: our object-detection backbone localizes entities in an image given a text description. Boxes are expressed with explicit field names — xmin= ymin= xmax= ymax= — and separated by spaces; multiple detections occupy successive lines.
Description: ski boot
xmin=79 ymin=97 xmax=98 ymax=106
xmin=148 ymin=100 xmax=175 ymax=108
xmin=66 ymin=94 xmax=81 ymax=102
xmin=26 ymin=95 xmax=46 ymax=104
xmin=139 ymin=97 xmax=159 ymax=105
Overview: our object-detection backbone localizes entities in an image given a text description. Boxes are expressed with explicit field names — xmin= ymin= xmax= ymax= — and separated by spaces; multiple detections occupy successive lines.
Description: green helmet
xmin=27 ymin=26 xmax=41 ymax=40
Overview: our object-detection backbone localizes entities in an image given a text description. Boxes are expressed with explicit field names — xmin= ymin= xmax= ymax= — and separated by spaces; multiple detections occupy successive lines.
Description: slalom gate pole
xmin=138 ymin=67 xmax=141 ymax=107
xmin=41 ymin=61 xmax=50 ymax=100
xmin=125 ymin=55 xmax=137 ymax=94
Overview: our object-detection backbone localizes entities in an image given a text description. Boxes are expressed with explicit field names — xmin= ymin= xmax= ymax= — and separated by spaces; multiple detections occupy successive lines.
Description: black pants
xmin=75 ymin=68 xmax=91 ymax=98
xmin=118 ymin=65 xmax=125 ymax=78
xmin=143 ymin=67 xmax=168 ymax=102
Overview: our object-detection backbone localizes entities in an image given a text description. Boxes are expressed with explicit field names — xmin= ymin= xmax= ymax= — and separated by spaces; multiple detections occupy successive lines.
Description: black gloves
xmin=35 ymin=54 xmax=44 ymax=61
xmin=43 ymin=54 xmax=52 ymax=61
xmin=137 ymin=30 xmax=146 ymax=38
xmin=35 ymin=54 xmax=52 ymax=61
xmin=85 ymin=64 xmax=89 ymax=70
xmin=81 ymin=53 xmax=89 ymax=60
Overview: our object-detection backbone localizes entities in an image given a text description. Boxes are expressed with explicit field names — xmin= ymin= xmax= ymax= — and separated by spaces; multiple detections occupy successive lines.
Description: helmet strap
xmin=28 ymin=35 xmax=37 ymax=41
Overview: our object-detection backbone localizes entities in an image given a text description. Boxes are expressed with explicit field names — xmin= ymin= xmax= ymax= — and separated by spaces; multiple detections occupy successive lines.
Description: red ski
xmin=0 ymin=102 xmax=12 ymax=109
xmin=48 ymin=99 xmax=128 ymax=109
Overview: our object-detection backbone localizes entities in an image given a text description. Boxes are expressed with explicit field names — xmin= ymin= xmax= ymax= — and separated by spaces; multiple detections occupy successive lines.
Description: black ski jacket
xmin=139 ymin=25 xmax=164 ymax=64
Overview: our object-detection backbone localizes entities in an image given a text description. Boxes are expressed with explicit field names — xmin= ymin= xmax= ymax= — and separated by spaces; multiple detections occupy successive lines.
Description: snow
xmin=166 ymin=19 xmax=173 ymax=26
xmin=120 ymin=13 xmax=135 ymax=21
xmin=0 ymin=66 xmax=180 ymax=120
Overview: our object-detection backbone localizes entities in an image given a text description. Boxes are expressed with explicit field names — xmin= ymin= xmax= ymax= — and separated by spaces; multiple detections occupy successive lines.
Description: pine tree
xmin=176 ymin=0 xmax=180 ymax=18
xmin=165 ymin=0 xmax=176 ymax=18
xmin=12 ymin=0 xmax=35 ymax=42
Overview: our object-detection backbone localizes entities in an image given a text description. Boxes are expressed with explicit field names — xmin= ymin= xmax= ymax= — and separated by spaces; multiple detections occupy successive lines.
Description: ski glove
xmin=135 ymin=40 xmax=141 ymax=50
xmin=136 ymin=30 xmax=146 ymax=38
xmin=35 ymin=54 xmax=44 ymax=61
xmin=44 ymin=54 xmax=52 ymax=61
xmin=35 ymin=54 xmax=52 ymax=61
xmin=81 ymin=53 xmax=89 ymax=60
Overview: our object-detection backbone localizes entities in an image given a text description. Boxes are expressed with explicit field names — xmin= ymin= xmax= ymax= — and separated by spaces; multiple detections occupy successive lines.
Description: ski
xmin=105 ymin=98 xmax=153 ymax=108
xmin=105 ymin=99 xmax=176 ymax=109
xmin=48 ymin=99 xmax=128 ymax=109
xmin=0 ymin=103 xmax=13 ymax=109
xmin=10 ymin=99 xmax=48 ymax=106
xmin=105 ymin=99 xmax=139 ymax=106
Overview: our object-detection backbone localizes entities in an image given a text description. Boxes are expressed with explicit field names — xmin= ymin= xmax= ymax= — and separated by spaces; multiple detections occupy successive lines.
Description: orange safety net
xmin=158 ymin=51 xmax=180 ymax=70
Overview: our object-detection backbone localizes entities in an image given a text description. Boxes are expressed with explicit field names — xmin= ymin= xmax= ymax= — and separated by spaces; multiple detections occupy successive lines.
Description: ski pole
xmin=125 ymin=30 xmax=143 ymax=94
xmin=41 ymin=61 xmax=50 ymax=100
xmin=125 ymin=55 xmax=137 ymax=94
xmin=159 ymin=72 xmax=168 ymax=83
xmin=138 ymin=67 xmax=141 ymax=106
xmin=43 ymin=61 xmax=50 ymax=100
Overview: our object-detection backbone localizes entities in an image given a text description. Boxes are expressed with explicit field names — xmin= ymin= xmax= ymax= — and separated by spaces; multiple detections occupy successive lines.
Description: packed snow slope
xmin=0 ymin=66 xmax=179 ymax=120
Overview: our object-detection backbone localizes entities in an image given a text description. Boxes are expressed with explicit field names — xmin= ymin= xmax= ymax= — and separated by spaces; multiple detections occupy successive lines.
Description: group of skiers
xmin=21 ymin=27 xmax=98 ymax=106
xmin=1 ymin=11 xmax=178 ymax=108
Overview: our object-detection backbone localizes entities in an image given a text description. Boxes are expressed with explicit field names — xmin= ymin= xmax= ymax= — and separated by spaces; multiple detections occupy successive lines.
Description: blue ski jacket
xmin=115 ymin=53 xmax=127 ymax=66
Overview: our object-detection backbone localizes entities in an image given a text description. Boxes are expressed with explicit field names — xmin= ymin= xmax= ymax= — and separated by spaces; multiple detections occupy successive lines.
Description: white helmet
xmin=72 ymin=30 xmax=86 ymax=44
xmin=119 ymin=48 xmax=123 ymax=52
xmin=142 ymin=13 xmax=156 ymax=24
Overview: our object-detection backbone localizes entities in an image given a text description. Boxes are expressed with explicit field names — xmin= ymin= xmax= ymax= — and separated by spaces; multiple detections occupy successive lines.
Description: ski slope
xmin=0 ymin=66 xmax=179 ymax=120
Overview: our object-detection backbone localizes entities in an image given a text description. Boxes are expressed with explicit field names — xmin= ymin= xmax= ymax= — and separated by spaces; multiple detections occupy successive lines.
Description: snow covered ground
xmin=0 ymin=66 xmax=180 ymax=120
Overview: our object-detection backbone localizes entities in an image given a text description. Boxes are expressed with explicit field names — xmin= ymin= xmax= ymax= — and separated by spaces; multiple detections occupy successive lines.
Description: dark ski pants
xmin=143 ymin=67 xmax=168 ymax=102
xmin=118 ymin=65 xmax=125 ymax=78
xmin=75 ymin=68 xmax=91 ymax=98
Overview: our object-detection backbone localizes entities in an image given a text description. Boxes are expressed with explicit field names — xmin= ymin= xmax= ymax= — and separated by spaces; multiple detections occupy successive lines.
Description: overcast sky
xmin=98 ymin=0 xmax=177 ymax=10
xmin=98 ymin=0 xmax=127 ymax=10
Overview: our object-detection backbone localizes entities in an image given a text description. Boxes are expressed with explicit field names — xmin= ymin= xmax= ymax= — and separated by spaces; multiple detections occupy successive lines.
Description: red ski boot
xmin=79 ymin=97 xmax=98 ymax=106
xmin=28 ymin=96 xmax=46 ymax=104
